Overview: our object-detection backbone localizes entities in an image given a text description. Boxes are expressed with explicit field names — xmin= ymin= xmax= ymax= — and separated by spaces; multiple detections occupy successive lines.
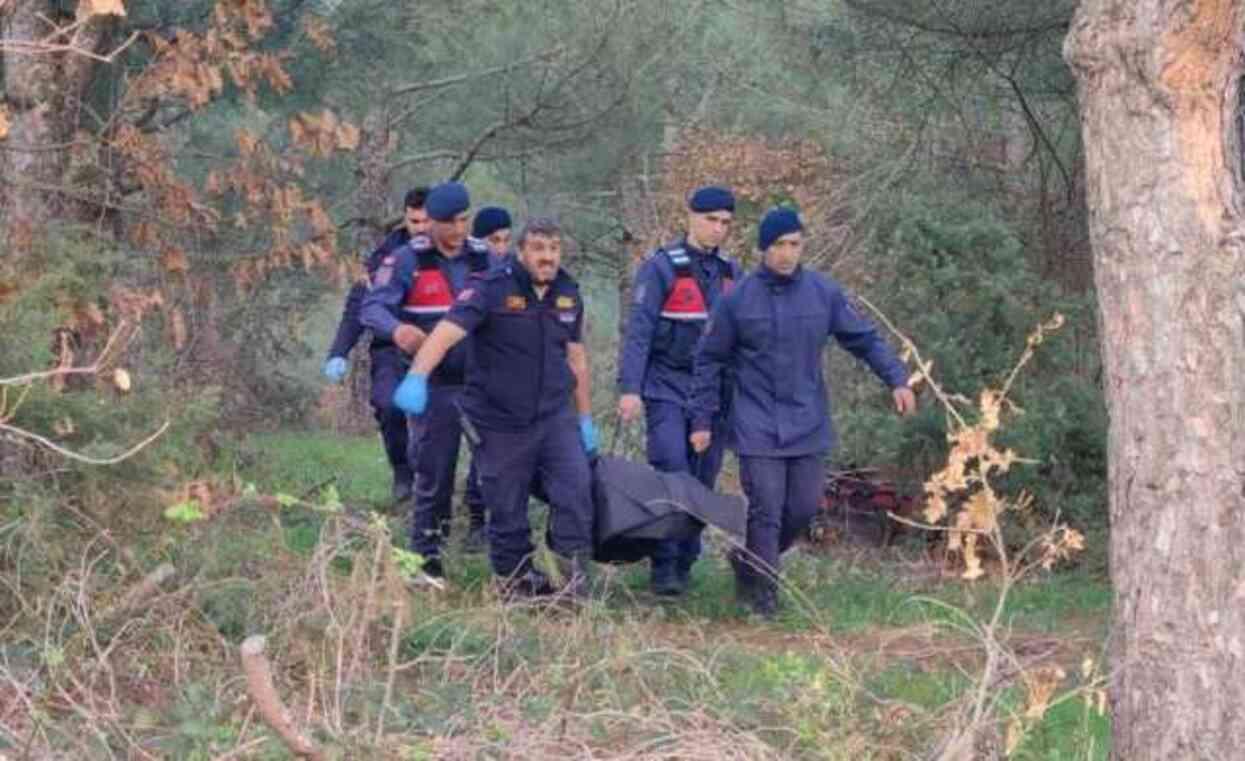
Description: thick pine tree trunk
xmin=1063 ymin=1 xmax=1245 ymax=758
xmin=1 ymin=1 xmax=110 ymax=252
xmin=340 ymin=107 xmax=394 ymax=433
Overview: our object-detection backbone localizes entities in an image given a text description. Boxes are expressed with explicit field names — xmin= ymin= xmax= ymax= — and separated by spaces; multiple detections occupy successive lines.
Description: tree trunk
xmin=342 ymin=107 xmax=395 ymax=433
xmin=1 ymin=1 xmax=111 ymax=252
xmin=1063 ymin=2 xmax=1245 ymax=758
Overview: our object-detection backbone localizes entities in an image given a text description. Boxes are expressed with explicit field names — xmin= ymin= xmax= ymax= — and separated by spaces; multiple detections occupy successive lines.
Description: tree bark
xmin=1063 ymin=2 xmax=1245 ymax=758
xmin=1 ymin=1 xmax=111 ymax=252
xmin=343 ymin=106 xmax=395 ymax=432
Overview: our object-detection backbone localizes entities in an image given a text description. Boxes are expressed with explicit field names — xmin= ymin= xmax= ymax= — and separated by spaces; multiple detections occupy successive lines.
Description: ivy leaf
xmin=318 ymin=484 xmax=343 ymax=512
xmin=164 ymin=500 xmax=205 ymax=524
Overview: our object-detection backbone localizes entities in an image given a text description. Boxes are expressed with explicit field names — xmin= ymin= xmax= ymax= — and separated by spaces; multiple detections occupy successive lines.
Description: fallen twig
xmin=239 ymin=635 xmax=325 ymax=761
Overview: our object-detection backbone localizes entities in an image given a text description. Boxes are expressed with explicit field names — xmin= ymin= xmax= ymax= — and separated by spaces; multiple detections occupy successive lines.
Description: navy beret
xmin=425 ymin=182 xmax=470 ymax=221
xmin=758 ymin=207 xmax=803 ymax=251
xmin=472 ymin=206 xmax=512 ymax=238
xmin=688 ymin=185 xmax=736 ymax=213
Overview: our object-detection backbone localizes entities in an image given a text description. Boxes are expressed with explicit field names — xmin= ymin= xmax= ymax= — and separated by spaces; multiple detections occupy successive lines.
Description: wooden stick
xmin=239 ymin=636 xmax=325 ymax=761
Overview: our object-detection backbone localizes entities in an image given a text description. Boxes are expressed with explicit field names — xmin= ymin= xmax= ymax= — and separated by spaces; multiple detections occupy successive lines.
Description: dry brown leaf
xmin=170 ymin=308 xmax=187 ymax=351
xmin=336 ymin=122 xmax=360 ymax=152
xmin=112 ymin=368 xmax=132 ymax=393
xmin=78 ymin=0 xmax=126 ymax=19
xmin=161 ymin=247 xmax=189 ymax=274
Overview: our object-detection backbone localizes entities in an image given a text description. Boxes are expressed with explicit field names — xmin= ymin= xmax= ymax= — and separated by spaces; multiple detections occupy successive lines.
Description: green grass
xmin=223 ymin=430 xmax=394 ymax=508
xmin=198 ymin=429 xmax=1113 ymax=758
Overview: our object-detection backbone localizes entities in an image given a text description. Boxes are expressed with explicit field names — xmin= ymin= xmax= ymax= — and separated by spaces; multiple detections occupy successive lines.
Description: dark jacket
xmin=617 ymin=238 xmax=741 ymax=406
xmin=691 ymin=264 xmax=907 ymax=457
xmin=360 ymin=236 xmax=492 ymax=386
xmin=447 ymin=262 xmax=585 ymax=431
xmin=325 ymin=227 xmax=410 ymax=359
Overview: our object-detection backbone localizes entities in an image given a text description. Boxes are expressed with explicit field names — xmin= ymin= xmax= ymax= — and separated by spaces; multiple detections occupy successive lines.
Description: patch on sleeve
xmin=505 ymin=295 xmax=527 ymax=311
xmin=457 ymin=288 xmax=475 ymax=302
xmin=555 ymin=295 xmax=575 ymax=310
xmin=372 ymin=265 xmax=393 ymax=288
xmin=632 ymin=283 xmax=646 ymax=304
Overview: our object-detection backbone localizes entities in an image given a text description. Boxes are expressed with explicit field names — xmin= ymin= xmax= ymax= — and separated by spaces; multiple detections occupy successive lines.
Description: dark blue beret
xmin=472 ymin=206 xmax=512 ymax=238
xmin=688 ymin=185 xmax=736 ymax=213
xmin=425 ymin=182 xmax=470 ymax=221
xmin=758 ymin=207 xmax=803 ymax=251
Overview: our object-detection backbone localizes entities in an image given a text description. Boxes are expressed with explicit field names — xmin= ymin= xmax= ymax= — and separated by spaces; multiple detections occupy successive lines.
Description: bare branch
xmin=387 ymin=47 xmax=565 ymax=97
xmin=0 ymin=419 xmax=170 ymax=466
xmin=240 ymin=636 xmax=326 ymax=761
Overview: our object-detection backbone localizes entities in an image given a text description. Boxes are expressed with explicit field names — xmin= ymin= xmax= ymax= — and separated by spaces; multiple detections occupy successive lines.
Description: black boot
xmin=729 ymin=549 xmax=756 ymax=608
xmin=497 ymin=566 xmax=555 ymax=601
xmin=557 ymin=552 xmax=595 ymax=602
xmin=749 ymin=579 xmax=779 ymax=620
xmin=651 ymin=559 xmax=682 ymax=597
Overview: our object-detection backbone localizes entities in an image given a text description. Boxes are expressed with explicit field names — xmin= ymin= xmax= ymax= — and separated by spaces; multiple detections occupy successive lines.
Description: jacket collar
xmin=758 ymin=262 xmax=803 ymax=286
xmin=679 ymin=235 xmax=721 ymax=260
xmin=511 ymin=261 xmax=569 ymax=298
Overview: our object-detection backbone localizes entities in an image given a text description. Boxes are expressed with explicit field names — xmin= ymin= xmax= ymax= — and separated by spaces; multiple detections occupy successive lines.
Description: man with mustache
xmin=690 ymin=207 xmax=917 ymax=618
xmin=394 ymin=217 xmax=598 ymax=600
xmin=361 ymin=182 xmax=493 ymax=579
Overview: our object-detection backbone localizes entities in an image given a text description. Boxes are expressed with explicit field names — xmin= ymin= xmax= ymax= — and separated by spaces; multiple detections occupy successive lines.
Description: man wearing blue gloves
xmin=360 ymin=182 xmax=493 ymax=579
xmin=395 ymin=217 xmax=598 ymax=600
xmin=323 ymin=186 xmax=431 ymax=503
xmin=617 ymin=185 xmax=742 ymax=596
xmin=690 ymin=207 xmax=917 ymax=618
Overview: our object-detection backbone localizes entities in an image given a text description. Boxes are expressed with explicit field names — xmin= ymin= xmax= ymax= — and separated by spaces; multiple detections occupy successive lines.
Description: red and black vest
xmin=659 ymin=247 xmax=733 ymax=322
xmin=401 ymin=241 xmax=490 ymax=319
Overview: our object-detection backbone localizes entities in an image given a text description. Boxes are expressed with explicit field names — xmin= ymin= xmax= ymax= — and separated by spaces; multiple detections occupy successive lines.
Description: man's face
xmin=763 ymin=232 xmax=803 ymax=276
xmin=431 ymin=212 xmax=469 ymax=253
xmin=404 ymin=206 xmax=430 ymax=237
xmin=518 ymin=233 xmax=562 ymax=285
xmin=483 ymin=228 xmax=512 ymax=258
xmin=687 ymin=210 xmax=733 ymax=250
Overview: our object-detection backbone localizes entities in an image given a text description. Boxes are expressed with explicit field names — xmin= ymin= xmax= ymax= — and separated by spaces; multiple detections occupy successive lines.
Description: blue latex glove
xmin=393 ymin=373 xmax=429 ymax=415
xmin=579 ymin=414 xmax=599 ymax=455
xmin=322 ymin=356 xmax=348 ymax=383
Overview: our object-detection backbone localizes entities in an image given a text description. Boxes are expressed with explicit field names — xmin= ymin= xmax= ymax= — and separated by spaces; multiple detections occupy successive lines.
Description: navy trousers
xmin=408 ymin=385 xmax=485 ymax=557
xmin=369 ymin=346 xmax=412 ymax=484
xmin=646 ymin=400 xmax=727 ymax=573
xmin=737 ymin=454 xmax=823 ymax=578
xmin=474 ymin=412 xmax=594 ymax=577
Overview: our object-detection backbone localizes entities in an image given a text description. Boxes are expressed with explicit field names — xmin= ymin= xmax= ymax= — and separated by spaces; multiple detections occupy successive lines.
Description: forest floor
xmin=0 ymin=430 xmax=1111 ymax=760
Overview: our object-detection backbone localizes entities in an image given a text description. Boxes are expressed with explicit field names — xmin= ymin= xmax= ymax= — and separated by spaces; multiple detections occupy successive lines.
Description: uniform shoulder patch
xmin=407 ymin=234 xmax=432 ymax=251
xmin=555 ymin=295 xmax=575 ymax=310
xmin=466 ymin=237 xmax=488 ymax=253
xmin=505 ymin=295 xmax=527 ymax=311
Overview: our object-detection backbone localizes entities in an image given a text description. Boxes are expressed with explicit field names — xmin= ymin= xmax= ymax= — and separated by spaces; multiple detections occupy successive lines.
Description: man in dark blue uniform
xmin=472 ymin=206 xmax=512 ymax=257
xmin=616 ymin=185 xmax=742 ymax=596
xmin=690 ymin=207 xmax=917 ymax=618
xmin=323 ymin=187 xmax=430 ymax=503
xmin=360 ymin=182 xmax=493 ymax=578
xmin=394 ymin=217 xmax=600 ymax=600
xmin=444 ymin=205 xmax=516 ymax=553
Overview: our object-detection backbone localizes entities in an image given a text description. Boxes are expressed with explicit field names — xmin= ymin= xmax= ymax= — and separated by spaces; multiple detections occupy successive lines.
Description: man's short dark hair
xmin=404 ymin=186 xmax=430 ymax=210
xmin=517 ymin=217 xmax=562 ymax=249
